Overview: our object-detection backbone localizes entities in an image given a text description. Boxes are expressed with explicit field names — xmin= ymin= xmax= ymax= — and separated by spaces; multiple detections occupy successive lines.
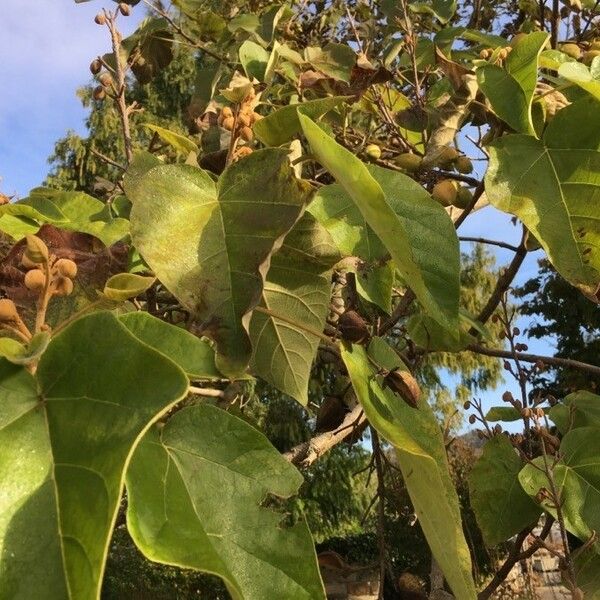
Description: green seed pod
xmin=455 ymin=155 xmax=473 ymax=174
xmin=453 ymin=186 xmax=473 ymax=209
xmin=394 ymin=153 xmax=422 ymax=172
xmin=559 ymin=43 xmax=581 ymax=59
xmin=365 ymin=144 xmax=382 ymax=160
xmin=432 ymin=179 xmax=458 ymax=207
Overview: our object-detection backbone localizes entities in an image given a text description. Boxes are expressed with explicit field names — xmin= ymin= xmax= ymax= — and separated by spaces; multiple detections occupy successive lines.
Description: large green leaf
xmin=300 ymin=114 xmax=460 ymax=330
xmin=126 ymin=404 xmax=325 ymax=600
xmin=304 ymin=43 xmax=356 ymax=82
xmin=559 ymin=62 xmax=600 ymax=101
xmin=477 ymin=32 xmax=548 ymax=134
xmin=0 ymin=189 xmax=129 ymax=245
xmin=142 ymin=123 xmax=199 ymax=155
xmin=0 ymin=312 xmax=189 ymax=600
xmin=341 ymin=338 xmax=476 ymax=599
xmin=573 ymin=547 xmax=600 ymax=598
xmin=519 ymin=426 xmax=600 ymax=548
xmin=254 ymin=97 xmax=350 ymax=147
xmin=127 ymin=149 xmax=310 ymax=377
xmin=119 ymin=312 xmax=222 ymax=380
xmin=549 ymin=390 xmax=600 ymax=434
xmin=468 ymin=435 xmax=541 ymax=546
xmin=486 ymin=95 xmax=600 ymax=300
xmin=249 ymin=213 xmax=340 ymax=405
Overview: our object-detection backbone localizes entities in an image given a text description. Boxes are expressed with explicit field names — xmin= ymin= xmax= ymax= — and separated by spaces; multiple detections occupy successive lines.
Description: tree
xmin=1 ymin=0 xmax=600 ymax=599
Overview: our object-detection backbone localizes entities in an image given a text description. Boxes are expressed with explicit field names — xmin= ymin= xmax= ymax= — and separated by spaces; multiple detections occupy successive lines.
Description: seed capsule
xmin=455 ymin=155 xmax=473 ymax=174
xmin=383 ymin=369 xmax=421 ymax=408
xmin=90 ymin=59 xmax=102 ymax=75
xmin=93 ymin=86 xmax=106 ymax=101
xmin=55 ymin=258 xmax=77 ymax=279
xmin=94 ymin=12 xmax=107 ymax=25
xmin=119 ymin=3 xmax=131 ymax=16
xmin=99 ymin=72 xmax=113 ymax=87
xmin=395 ymin=152 xmax=422 ymax=172
xmin=338 ymin=310 xmax=370 ymax=344
xmin=0 ymin=298 xmax=19 ymax=323
xmin=54 ymin=277 xmax=74 ymax=297
xmin=222 ymin=116 xmax=235 ymax=131
xmin=251 ymin=112 xmax=263 ymax=123
xmin=240 ymin=126 xmax=254 ymax=142
xmin=24 ymin=269 xmax=46 ymax=292
xmin=221 ymin=106 xmax=233 ymax=119
xmin=432 ymin=179 xmax=458 ymax=207
xmin=365 ymin=144 xmax=382 ymax=160
xmin=238 ymin=112 xmax=252 ymax=127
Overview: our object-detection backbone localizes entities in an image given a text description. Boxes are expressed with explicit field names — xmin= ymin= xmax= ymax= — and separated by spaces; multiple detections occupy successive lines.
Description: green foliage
xmin=127 ymin=404 xmax=325 ymax=600
xmin=468 ymin=435 xmax=540 ymax=546
xmin=127 ymin=149 xmax=311 ymax=377
xmin=3 ymin=0 xmax=600 ymax=596
xmin=486 ymin=95 xmax=600 ymax=299
xmin=0 ymin=312 xmax=189 ymax=599
xmin=341 ymin=339 xmax=476 ymax=599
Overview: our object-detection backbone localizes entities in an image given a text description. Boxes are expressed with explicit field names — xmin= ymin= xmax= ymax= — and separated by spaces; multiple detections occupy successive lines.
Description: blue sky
xmin=0 ymin=0 xmax=141 ymax=198
xmin=0 ymin=1 xmax=554 ymax=429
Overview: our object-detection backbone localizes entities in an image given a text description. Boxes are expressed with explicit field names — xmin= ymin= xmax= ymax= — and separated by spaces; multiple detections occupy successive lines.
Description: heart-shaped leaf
xmin=126 ymin=404 xmax=325 ymax=600
xmin=127 ymin=149 xmax=311 ymax=377
xmin=249 ymin=212 xmax=340 ymax=404
xmin=0 ymin=331 xmax=50 ymax=366
xmin=468 ymin=435 xmax=541 ymax=545
xmin=486 ymin=95 xmax=600 ymax=300
xmin=0 ymin=312 xmax=188 ymax=599
xmin=477 ymin=32 xmax=548 ymax=134
xmin=119 ymin=311 xmax=222 ymax=380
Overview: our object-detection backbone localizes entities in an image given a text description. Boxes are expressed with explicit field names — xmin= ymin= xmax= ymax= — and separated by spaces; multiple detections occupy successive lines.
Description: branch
xmin=465 ymin=344 xmax=600 ymax=377
xmin=459 ymin=237 xmax=520 ymax=253
xmin=105 ymin=10 xmax=133 ymax=165
xmin=478 ymin=518 xmax=553 ymax=600
xmin=188 ymin=386 xmax=225 ymax=398
xmin=284 ymin=404 xmax=366 ymax=467
xmin=474 ymin=230 xmax=527 ymax=327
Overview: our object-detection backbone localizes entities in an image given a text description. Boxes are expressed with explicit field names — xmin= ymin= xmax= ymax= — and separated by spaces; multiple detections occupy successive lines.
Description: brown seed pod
xmin=383 ymin=369 xmax=421 ymax=408
xmin=0 ymin=298 xmax=19 ymax=323
xmin=479 ymin=48 xmax=491 ymax=59
xmin=251 ymin=112 xmax=263 ymax=123
xmin=338 ymin=310 xmax=370 ymax=344
xmin=238 ymin=112 xmax=252 ymax=127
xmin=55 ymin=258 xmax=78 ymax=279
xmin=54 ymin=277 xmax=74 ymax=297
xmin=99 ymin=72 xmax=113 ymax=87
xmin=221 ymin=106 xmax=233 ymax=119
xmin=235 ymin=146 xmax=253 ymax=158
xmin=240 ymin=126 xmax=254 ymax=142
xmin=94 ymin=12 xmax=107 ymax=25
xmin=315 ymin=396 xmax=349 ymax=433
xmin=222 ymin=116 xmax=235 ymax=131
xmin=93 ymin=86 xmax=106 ymax=101
xmin=90 ymin=59 xmax=102 ymax=75
xmin=24 ymin=269 xmax=46 ymax=292
xmin=118 ymin=3 xmax=131 ymax=16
